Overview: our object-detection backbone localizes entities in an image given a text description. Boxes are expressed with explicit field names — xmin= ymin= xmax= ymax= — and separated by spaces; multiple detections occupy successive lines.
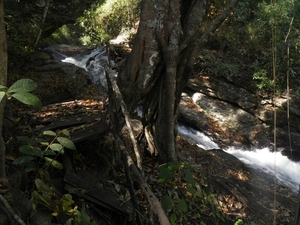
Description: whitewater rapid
xmin=178 ymin=124 xmax=300 ymax=192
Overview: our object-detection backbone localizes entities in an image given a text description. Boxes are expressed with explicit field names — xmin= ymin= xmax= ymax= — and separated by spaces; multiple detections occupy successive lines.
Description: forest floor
xmin=4 ymin=68 xmax=298 ymax=225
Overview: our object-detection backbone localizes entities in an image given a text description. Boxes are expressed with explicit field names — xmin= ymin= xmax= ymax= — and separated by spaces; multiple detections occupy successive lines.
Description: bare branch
xmin=0 ymin=194 xmax=26 ymax=225
xmin=105 ymin=65 xmax=143 ymax=171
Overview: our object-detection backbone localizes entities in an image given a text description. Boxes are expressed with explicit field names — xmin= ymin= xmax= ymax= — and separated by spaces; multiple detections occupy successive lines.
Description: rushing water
xmin=48 ymin=46 xmax=300 ymax=193
xmin=179 ymin=124 xmax=300 ymax=192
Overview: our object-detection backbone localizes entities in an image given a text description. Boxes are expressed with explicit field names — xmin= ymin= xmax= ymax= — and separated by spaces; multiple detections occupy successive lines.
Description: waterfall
xmin=178 ymin=123 xmax=300 ymax=193
xmin=48 ymin=46 xmax=109 ymax=90
xmin=47 ymin=46 xmax=300 ymax=193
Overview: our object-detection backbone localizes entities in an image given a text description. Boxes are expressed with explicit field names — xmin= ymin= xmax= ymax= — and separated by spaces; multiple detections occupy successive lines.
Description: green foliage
xmin=49 ymin=0 xmax=141 ymax=46
xmin=200 ymin=50 xmax=240 ymax=78
xmin=12 ymin=129 xmax=75 ymax=174
xmin=158 ymin=162 xmax=223 ymax=225
xmin=0 ymin=78 xmax=42 ymax=108
xmin=208 ymin=0 xmax=300 ymax=94
xmin=234 ymin=219 xmax=245 ymax=225
xmin=252 ymin=69 xmax=273 ymax=90
xmin=13 ymin=128 xmax=97 ymax=223
xmin=32 ymin=178 xmax=96 ymax=224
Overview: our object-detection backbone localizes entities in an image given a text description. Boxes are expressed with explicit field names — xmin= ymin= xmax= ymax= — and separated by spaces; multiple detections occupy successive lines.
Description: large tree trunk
xmin=117 ymin=0 xmax=240 ymax=162
xmin=0 ymin=0 xmax=7 ymax=178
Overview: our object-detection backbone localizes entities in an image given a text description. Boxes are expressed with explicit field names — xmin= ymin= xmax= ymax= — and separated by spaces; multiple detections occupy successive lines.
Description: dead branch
xmin=0 ymin=194 xmax=26 ymax=225
xmin=105 ymin=65 xmax=171 ymax=225
xmin=104 ymin=64 xmax=143 ymax=172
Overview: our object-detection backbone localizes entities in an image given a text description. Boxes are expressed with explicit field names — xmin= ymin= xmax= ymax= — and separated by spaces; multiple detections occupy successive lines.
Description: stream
xmin=46 ymin=46 xmax=300 ymax=194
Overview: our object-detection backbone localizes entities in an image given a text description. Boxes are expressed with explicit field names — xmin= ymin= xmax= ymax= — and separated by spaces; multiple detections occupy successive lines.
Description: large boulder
xmin=180 ymin=74 xmax=300 ymax=160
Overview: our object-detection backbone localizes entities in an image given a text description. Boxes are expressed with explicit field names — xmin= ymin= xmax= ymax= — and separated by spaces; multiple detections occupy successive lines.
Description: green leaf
xmin=167 ymin=162 xmax=179 ymax=171
xmin=161 ymin=195 xmax=172 ymax=210
xmin=8 ymin=78 xmax=38 ymax=93
xmin=12 ymin=156 xmax=35 ymax=165
xmin=234 ymin=219 xmax=244 ymax=225
xmin=158 ymin=164 xmax=172 ymax=181
xmin=32 ymin=190 xmax=51 ymax=207
xmin=176 ymin=199 xmax=187 ymax=212
xmin=19 ymin=145 xmax=43 ymax=158
xmin=81 ymin=210 xmax=91 ymax=225
xmin=0 ymin=84 xmax=7 ymax=90
xmin=0 ymin=91 xmax=5 ymax=102
xmin=36 ymin=138 xmax=49 ymax=146
xmin=12 ymin=92 xmax=42 ymax=108
xmin=43 ymin=150 xmax=56 ymax=156
xmin=186 ymin=185 xmax=196 ymax=195
xmin=25 ymin=166 xmax=36 ymax=173
xmin=185 ymin=170 xmax=196 ymax=186
xmin=62 ymin=129 xmax=70 ymax=137
xmin=35 ymin=179 xmax=53 ymax=194
xmin=43 ymin=130 xmax=57 ymax=136
xmin=170 ymin=213 xmax=177 ymax=225
xmin=50 ymin=143 xmax=64 ymax=153
xmin=57 ymin=137 xmax=76 ymax=150
xmin=17 ymin=136 xmax=33 ymax=144
xmin=44 ymin=157 xmax=63 ymax=169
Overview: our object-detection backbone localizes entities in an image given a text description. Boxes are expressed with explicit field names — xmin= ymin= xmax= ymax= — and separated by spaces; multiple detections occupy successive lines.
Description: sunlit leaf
xmin=12 ymin=92 xmax=42 ymax=108
xmin=0 ymin=92 xmax=5 ymax=102
xmin=57 ymin=137 xmax=76 ymax=150
xmin=62 ymin=129 xmax=70 ymax=137
xmin=43 ymin=130 xmax=57 ymax=136
xmin=170 ymin=213 xmax=177 ymax=225
xmin=50 ymin=143 xmax=64 ymax=153
xmin=44 ymin=157 xmax=63 ymax=169
xmin=36 ymin=138 xmax=49 ymax=146
xmin=8 ymin=78 xmax=38 ymax=93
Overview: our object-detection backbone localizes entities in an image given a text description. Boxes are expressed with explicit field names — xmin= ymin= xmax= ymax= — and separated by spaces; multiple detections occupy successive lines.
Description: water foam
xmin=178 ymin=124 xmax=300 ymax=192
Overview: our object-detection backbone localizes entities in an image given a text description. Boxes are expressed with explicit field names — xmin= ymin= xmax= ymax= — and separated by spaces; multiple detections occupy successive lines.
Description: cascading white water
xmin=49 ymin=46 xmax=109 ymax=90
xmin=178 ymin=124 xmax=300 ymax=193
xmin=48 ymin=46 xmax=300 ymax=193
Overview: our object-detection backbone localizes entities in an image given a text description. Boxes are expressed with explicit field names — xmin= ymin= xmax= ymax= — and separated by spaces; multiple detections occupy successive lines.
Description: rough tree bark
xmin=0 ymin=0 xmax=7 ymax=179
xmin=116 ymin=0 xmax=241 ymax=162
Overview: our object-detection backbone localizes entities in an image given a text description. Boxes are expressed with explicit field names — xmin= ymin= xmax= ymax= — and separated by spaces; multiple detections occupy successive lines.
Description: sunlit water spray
xmin=178 ymin=124 xmax=300 ymax=193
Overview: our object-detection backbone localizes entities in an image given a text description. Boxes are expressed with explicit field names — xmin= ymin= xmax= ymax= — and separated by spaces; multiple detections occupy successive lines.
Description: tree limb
xmin=104 ymin=64 xmax=143 ymax=172
xmin=0 ymin=194 xmax=26 ymax=225
xmin=105 ymin=65 xmax=171 ymax=225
